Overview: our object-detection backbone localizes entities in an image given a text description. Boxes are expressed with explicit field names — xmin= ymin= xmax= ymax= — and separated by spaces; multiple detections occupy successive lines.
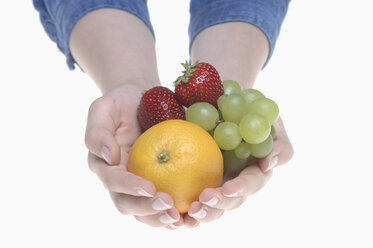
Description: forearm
xmin=70 ymin=9 xmax=160 ymax=94
xmin=191 ymin=22 xmax=269 ymax=89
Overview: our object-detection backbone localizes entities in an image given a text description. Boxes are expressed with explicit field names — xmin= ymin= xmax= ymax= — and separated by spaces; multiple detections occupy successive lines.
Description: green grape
xmin=240 ymin=88 xmax=265 ymax=105
xmin=239 ymin=113 xmax=271 ymax=144
xmin=223 ymin=150 xmax=248 ymax=173
xmin=223 ymin=80 xmax=242 ymax=95
xmin=217 ymin=94 xmax=227 ymax=110
xmin=248 ymin=135 xmax=273 ymax=158
xmin=220 ymin=93 xmax=247 ymax=124
xmin=246 ymin=98 xmax=279 ymax=125
xmin=213 ymin=122 xmax=242 ymax=150
xmin=270 ymin=125 xmax=277 ymax=140
xmin=186 ymin=102 xmax=219 ymax=131
xmin=234 ymin=142 xmax=251 ymax=159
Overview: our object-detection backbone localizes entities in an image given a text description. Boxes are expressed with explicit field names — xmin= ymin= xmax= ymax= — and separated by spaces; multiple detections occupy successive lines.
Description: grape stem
xmin=215 ymin=119 xmax=224 ymax=125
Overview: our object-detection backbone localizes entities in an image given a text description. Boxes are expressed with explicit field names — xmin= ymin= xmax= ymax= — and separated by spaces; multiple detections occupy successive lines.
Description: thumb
xmin=85 ymin=97 xmax=121 ymax=165
xmin=258 ymin=117 xmax=293 ymax=172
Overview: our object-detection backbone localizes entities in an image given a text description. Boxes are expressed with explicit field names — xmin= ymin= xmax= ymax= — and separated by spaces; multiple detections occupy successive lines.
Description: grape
xmin=239 ymin=113 xmax=271 ymax=144
xmin=246 ymin=98 xmax=279 ymax=125
xmin=186 ymin=102 xmax=219 ymax=131
xmin=270 ymin=125 xmax=277 ymax=140
xmin=220 ymin=93 xmax=247 ymax=124
xmin=234 ymin=142 xmax=251 ymax=159
xmin=223 ymin=150 xmax=248 ymax=173
xmin=217 ymin=94 xmax=227 ymax=110
xmin=214 ymin=122 xmax=242 ymax=150
xmin=223 ymin=80 xmax=242 ymax=95
xmin=248 ymin=135 xmax=273 ymax=158
xmin=240 ymin=88 xmax=265 ymax=105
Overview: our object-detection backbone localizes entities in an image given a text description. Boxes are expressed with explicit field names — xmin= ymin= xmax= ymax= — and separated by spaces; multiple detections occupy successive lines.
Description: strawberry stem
xmin=173 ymin=60 xmax=199 ymax=86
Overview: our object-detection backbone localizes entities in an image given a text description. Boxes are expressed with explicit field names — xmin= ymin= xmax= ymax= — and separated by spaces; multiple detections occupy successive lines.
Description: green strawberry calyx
xmin=173 ymin=60 xmax=198 ymax=86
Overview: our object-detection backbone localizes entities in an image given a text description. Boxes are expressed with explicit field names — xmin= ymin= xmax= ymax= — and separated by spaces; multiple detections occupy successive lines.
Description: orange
xmin=128 ymin=120 xmax=223 ymax=213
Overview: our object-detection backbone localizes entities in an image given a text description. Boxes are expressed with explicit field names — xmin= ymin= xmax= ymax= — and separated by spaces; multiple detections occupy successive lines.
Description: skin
xmin=185 ymin=22 xmax=293 ymax=226
xmin=70 ymin=9 xmax=293 ymax=229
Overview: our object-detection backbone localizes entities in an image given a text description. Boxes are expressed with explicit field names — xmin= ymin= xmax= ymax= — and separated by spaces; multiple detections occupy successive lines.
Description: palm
xmin=87 ymin=84 xmax=292 ymax=229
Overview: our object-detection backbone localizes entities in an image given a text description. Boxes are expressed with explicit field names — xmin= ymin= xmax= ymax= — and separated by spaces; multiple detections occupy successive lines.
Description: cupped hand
xmin=85 ymin=83 xmax=183 ymax=229
xmin=184 ymin=117 xmax=293 ymax=227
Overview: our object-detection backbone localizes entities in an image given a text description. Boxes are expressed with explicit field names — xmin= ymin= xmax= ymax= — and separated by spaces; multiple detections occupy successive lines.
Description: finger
xmin=183 ymin=213 xmax=200 ymax=228
xmin=188 ymin=201 xmax=225 ymax=223
xmin=165 ymin=217 xmax=184 ymax=230
xmin=134 ymin=207 xmax=180 ymax=227
xmin=221 ymin=165 xmax=273 ymax=198
xmin=110 ymin=191 xmax=173 ymax=216
xmin=88 ymin=152 xmax=156 ymax=197
xmin=259 ymin=117 xmax=294 ymax=172
xmin=199 ymin=188 xmax=246 ymax=210
xmin=85 ymin=97 xmax=121 ymax=165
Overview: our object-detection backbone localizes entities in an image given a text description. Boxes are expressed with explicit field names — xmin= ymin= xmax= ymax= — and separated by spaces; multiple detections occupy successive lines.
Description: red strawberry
xmin=138 ymin=86 xmax=185 ymax=131
xmin=173 ymin=61 xmax=224 ymax=108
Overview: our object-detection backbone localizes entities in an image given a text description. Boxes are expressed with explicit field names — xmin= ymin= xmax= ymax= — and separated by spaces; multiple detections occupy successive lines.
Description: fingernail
xmin=266 ymin=156 xmax=279 ymax=172
xmin=202 ymin=196 xmax=219 ymax=206
xmin=190 ymin=207 xmax=207 ymax=219
xmin=160 ymin=213 xmax=178 ymax=224
xmin=169 ymin=224 xmax=178 ymax=229
xmin=152 ymin=198 xmax=172 ymax=211
xmin=101 ymin=146 xmax=111 ymax=164
xmin=136 ymin=188 xmax=153 ymax=197
xmin=223 ymin=191 xmax=239 ymax=197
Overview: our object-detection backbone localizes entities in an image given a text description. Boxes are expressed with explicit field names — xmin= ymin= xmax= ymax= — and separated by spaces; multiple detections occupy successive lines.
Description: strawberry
xmin=174 ymin=61 xmax=224 ymax=108
xmin=138 ymin=86 xmax=185 ymax=131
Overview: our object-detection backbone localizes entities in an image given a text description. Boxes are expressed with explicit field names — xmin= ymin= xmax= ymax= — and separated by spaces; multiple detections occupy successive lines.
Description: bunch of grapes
xmin=185 ymin=80 xmax=279 ymax=172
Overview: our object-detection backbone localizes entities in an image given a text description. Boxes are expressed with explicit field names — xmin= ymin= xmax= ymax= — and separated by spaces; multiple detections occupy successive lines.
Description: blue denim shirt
xmin=33 ymin=0 xmax=289 ymax=70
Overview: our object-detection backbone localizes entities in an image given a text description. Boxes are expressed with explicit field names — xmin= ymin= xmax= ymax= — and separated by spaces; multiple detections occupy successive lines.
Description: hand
xmin=85 ymin=83 xmax=183 ymax=228
xmin=184 ymin=117 xmax=293 ymax=227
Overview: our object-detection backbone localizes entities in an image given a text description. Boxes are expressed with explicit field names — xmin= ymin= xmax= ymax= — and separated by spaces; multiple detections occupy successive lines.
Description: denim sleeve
xmin=33 ymin=0 xmax=154 ymax=70
xmin=189 ymin=0 xmax=290 ymax=67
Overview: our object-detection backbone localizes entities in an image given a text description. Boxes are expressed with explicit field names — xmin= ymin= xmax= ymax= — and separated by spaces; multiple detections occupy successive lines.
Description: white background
xmin=1 ymin=0 xmax=372 ymax=247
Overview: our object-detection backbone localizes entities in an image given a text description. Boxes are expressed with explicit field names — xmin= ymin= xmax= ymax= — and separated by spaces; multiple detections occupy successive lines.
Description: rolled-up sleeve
xmin=33 ymin=0 xmax=154 ymax=70
xmin=189 ymin=0 xmax=290 ymax=67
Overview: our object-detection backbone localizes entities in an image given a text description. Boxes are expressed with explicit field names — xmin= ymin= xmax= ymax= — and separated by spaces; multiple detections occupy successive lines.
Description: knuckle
xmin=235 ymin=197 xmax=246 ymax=208
xmin=101 ymin=181 xmax=110 ymax=191
xmin=139 ymin=198 xmax=153 ymax=213
xmin=134 ymin=216 xmax=155 ymax=226
xmin=112 ymin=195 xmax=130 ymax=215
xmin=287 ymin=144 xmax=294 ymax=160
xmin=89 ymin=96 xmax=108 ymax=112
xmin=280 ymin=142 xmax=294 ymax=166
xmin=87 ymin=153 xmax=95 ymax=173
xmin=121 ymin=173 xmax=136 ymax=191
xmin=88 ymin=96 xmax=116 ymax=115
xmin=209 ymin=209 xmax=224 ymax=221
xmin=116 ymin=205 xmax=130 ymax=215
xmin=84 ymin=126 xmax=99 ymax=147
xmin=100 ymin=176 xmax=113 ymax=192
xmin=87 ymin=152 xmax=106 ymax=174
xmin=226 ymin=197 xmax=245 ymax=210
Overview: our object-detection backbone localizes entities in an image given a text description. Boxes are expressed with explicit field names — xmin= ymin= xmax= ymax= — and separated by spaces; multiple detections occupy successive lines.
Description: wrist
xmin=99 ymin=78 xmax=161 ymax=95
